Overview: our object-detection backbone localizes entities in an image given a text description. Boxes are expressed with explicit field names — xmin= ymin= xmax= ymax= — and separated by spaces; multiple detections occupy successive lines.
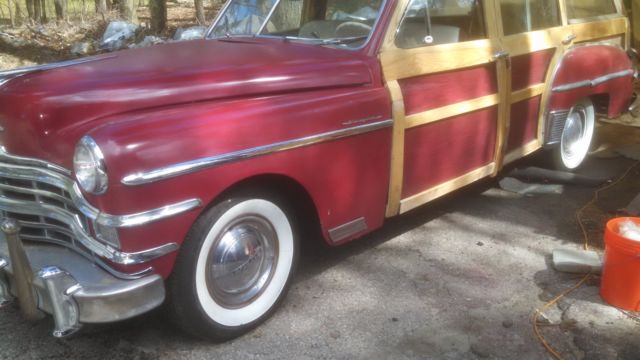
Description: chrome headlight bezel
xmin=73 ymin=136 xmax=108 ymax=195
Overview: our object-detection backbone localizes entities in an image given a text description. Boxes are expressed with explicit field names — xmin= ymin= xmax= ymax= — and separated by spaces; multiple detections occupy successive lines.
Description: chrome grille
xmin=0 ymin=176 xmax=93 ymax=256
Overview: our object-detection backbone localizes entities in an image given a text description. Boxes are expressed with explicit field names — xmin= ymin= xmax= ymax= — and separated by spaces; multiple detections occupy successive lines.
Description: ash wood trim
xmin=381 ymin=0 xmax=410 ymax=50
xmin=511 ymin=83 xmax=545 ymax=104
xmin=501 ymin=27 xmax=568 ymax=57
xmin=385 ymin=80 xmax=406 ymax=218
xmin=493 ymin=58 xmax=511 ymax=175
xmin=380 ymin=39 xmax=495 ymax=81
xmin=399 ymin=163 xmax=496 ymax=214
xmin=504 ymin=139 xmax=542 ymax=165
xmin=405 ymin=94 xmax=500 ymax=129
xmin=569 ymin=16 xmax=627 ymax=43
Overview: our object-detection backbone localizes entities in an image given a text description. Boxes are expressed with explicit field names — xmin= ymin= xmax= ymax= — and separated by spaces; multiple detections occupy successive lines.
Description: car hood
xmin=0 ymin=38 xmax=373 ymax=165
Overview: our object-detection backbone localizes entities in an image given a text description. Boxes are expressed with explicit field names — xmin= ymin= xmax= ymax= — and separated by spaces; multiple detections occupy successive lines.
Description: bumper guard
xmin=0 ymin=219 xmax=166 ymax=337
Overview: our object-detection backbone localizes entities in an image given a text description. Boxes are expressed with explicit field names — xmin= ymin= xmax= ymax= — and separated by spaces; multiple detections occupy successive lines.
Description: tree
xmin=95 ymin=0 xmax=108 ymax=20
xmin=195 ymin=0 xmax=205 ymax=25
xmin=119 ymin=0 xmax=138 ymax=22
xmin=149 ymin=0 xmax=167 ymax=32
xmin=54 ymin=0 xmax=67 ymax=21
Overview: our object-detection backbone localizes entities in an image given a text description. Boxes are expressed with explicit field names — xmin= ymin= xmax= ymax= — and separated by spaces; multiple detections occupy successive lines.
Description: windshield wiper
xmin=283 ymin=35 xmax=368 ymax=45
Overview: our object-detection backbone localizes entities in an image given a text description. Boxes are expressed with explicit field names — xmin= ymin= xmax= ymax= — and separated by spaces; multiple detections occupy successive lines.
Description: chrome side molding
xmin=552 ymin=69 xmax=634 ymax=93
xmin=122 ymin=119 xmax=393 ymax=186
xmin=329 ymin=217 xmax=368 ymax=243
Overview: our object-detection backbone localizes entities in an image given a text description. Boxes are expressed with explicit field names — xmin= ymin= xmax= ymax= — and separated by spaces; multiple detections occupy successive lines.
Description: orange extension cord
xmin=532 ymin=161 xmax=640 ymax=360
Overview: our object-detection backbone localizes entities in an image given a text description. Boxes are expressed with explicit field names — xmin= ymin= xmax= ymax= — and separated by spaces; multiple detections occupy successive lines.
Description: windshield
xmin=208 ymin=0 xmax=384 ymax=49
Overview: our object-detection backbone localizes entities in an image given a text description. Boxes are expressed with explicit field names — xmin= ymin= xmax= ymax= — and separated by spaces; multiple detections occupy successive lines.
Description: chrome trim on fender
xmin=97 ymin=199 xmax=203 ymax=228
xmin=122 ymin=119 xmax=394 ymax=186
xmin=0 ymin=195 xmax=180 ymax=265
xmin=0 ymin=159 xmax=202 ymax=229
xmin=552 ymin=69 xmax=634 ymax=92
xmin=329 ymin=217 xmax=368 ymax=243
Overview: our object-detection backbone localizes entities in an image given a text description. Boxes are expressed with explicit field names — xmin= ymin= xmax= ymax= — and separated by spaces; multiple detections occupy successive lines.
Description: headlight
xmin=73 ymin=136 xmax=108 ymax=194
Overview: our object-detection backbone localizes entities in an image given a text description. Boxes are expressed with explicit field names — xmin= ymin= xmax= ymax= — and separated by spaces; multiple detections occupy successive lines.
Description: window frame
xmin=393 ymin=0 xmax=488 ymax=49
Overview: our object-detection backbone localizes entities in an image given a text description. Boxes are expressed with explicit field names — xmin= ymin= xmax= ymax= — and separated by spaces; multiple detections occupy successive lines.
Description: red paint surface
xmin=402 ymin=107 xmax=498 ymax=199
xmin=0 ymin=38 xmax=374 ymax=168
xmin=511 ymin=49 xmax=555 ymax=91
xmin=0 ymin=36 xmax=392 ymax=277
xmin=507 ymin=96 xmax=541 ymax=151
xmin=399 ymin=64 xmax=498 ymax=116
xmin=549 ymin=45 xmax=633 ymax=116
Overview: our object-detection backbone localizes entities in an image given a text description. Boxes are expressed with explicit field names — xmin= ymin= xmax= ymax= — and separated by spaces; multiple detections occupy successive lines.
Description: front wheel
xmin=167 ymin=196 xmax=298 ymax=340
xmin=554 ymin=98 xmax=596 ymax=170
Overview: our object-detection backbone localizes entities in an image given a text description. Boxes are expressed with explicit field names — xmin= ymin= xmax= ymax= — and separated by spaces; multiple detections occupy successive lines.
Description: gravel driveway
xmin=1 ymin=153 xmax=639 ymax=360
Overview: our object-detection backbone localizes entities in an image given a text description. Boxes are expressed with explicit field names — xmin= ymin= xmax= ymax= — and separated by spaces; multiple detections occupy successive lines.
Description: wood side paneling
xmin=511 ymin=49 xmax=556 ymax=91
xmin=401 ymin=107 xmax=498 ymax=199
xmin=400 ymin=64 xmax=498 ymax=116
xmin=508 ymin=96 xmax=542 ymax=151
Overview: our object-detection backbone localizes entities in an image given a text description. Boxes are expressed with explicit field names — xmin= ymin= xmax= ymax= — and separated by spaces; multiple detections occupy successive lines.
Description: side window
xmin=565 ymin=0 xmax=618 ymax=21
xmin=395 ymin=0 xmax=486 ymax=49
xmin=500 ymin=0 xmax=561 ymax=35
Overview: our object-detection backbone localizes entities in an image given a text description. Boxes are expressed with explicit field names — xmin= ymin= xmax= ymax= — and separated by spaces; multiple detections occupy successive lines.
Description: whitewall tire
xmin=167 ymin=196 xmax=298 ymax=340
xmin=556 ymin=98 xmax=595 ymax=170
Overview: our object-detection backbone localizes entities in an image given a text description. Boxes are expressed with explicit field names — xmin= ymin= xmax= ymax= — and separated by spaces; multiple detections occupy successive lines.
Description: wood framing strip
xmin=385 ymin=80 xmax=406 ymax=218
xmin=405 ymin=94 xmax=499 ymax=129
xmin=501 ymin=27 xmax=567 ymax=57
xmin=569 ymin=17 xmax=627 ymax=43
xmin=380 ymin=39 xmax=495 ymax=81
xmin=504 ymin=139 xmax=541 ymax=165
xmin=511 ymin=84 xmax=545 ymax=104
xmin=399 ymin=163 xmax=496 ymax=214
xmin=493 ymin=58 xmax=511 ymax=175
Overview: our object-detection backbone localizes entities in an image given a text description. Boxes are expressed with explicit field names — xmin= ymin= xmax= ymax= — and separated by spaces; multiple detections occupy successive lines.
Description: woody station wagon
xmin=0 ymin=0 xmax=635 ymax=339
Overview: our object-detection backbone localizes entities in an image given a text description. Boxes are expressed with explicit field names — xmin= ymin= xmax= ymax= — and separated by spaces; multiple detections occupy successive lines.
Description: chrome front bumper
xmin=0 ymin=219 xmax=165 ymax=337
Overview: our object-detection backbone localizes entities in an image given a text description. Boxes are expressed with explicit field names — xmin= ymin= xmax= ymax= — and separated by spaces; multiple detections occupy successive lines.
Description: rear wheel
xmin=554 ymin=98 xmax=595 ymax=170
xmin=167 ymin=196 xmax=298 ymax=340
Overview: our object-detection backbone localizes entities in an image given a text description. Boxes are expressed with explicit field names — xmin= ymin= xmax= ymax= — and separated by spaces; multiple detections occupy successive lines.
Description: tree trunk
xmin=33 ymin=0 xmax=41 ymax=21
xmin=25 ymin=0 xmax=34 ymax=20
xmin=149 ymin=0 xmax=166 ymax=33
xmin=194 ymin=0 xmax=205 ymax=25
xmin=40 ymin=0 xmax=47 ymax=22
xmin=54 ymin=0 xmax=67 ymax=20
xmin=119 ymin=0 xmax=138 ymax=22
xmin=95 ymin=0 xmax=107 ymax=20
xmin=14 ymin=0 xmax=22 ymax=25
xmin=272 ymin=1 xmax=302 ymax=30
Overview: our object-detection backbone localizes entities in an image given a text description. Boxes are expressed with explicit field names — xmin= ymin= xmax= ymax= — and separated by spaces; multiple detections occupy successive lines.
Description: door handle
xmin=493 ymin=50 xmax=510 ymax=61
xmin=562 ymin=33 xmax=577 ymax=45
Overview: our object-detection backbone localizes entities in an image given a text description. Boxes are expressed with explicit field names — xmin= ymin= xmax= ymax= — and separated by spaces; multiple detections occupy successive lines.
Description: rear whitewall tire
xmin=555 ymin=98 xmax=595 ymax=170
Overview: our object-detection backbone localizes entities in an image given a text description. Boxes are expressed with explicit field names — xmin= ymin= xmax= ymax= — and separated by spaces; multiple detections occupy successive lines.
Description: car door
xmin=380 ymin=0 xmax=509 ymax=216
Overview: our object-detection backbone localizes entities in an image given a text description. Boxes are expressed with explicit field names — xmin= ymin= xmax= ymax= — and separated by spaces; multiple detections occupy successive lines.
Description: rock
xmin=100 ymin=21 xmax=139 ymax=51
xmin=470 ymin=342 xmax=491 ymax=358
xmin=129 ymin=36 xmax=165 ymax=49
xmin=70 ymin=42 xmax=92 ymax=56
xmin=502 ymin=319 xmax=514 ymax=328
xmin=173 ymin=26 xmax=206 ymax=41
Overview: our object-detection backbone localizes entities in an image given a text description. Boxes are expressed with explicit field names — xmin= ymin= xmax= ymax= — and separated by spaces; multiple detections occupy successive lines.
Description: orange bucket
xmin=600 ymin=217 xmax=640 ymax=311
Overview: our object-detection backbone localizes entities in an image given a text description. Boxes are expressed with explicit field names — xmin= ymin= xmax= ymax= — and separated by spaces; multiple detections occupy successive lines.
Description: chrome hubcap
xmin=206 ymin=216 xmax=278 ymax=308
xmin=560 ymin=103 xmax=592 ymax=169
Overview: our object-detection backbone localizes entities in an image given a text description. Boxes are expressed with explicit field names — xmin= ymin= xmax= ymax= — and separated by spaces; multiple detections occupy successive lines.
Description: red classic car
xmin=0 ymin=0 xmax=634 ymax=339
